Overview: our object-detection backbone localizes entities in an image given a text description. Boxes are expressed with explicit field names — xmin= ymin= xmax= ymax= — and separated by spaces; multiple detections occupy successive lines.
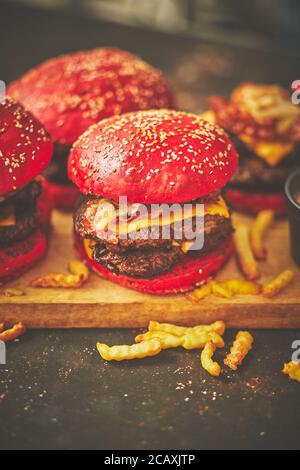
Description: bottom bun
xmin=0 ymin=230 xmax=47 ymax=284
xmin=75 ymin=234 xmax=233 ymax=294
xmin=46 ymin=180 xmax=79 ymax=211
xmin=225 ymin=188 xmax=286 ymax=216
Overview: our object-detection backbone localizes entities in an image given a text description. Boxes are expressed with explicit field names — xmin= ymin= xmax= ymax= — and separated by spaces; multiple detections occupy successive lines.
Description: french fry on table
xmin=182 ymin=331 xmax=224 ymax=350
xmin=250 ymin=210 xmax=274 ymax=260
xmin=201 ymin=341 xmax=221 ymax=377
xmin=224 ymin=331 xmax=254 ymax=371
xmin=97 ymin=338 xmax=162 ymax=361
xmin=282 ymin=362 xmax=300 ymax=382
xmin=148 ymin=320 xmax=225 ymax=337
xmin=263 ymin=270 xmax=294 ymax=298
xmin=135 ymin=331 xmax=182 ymax=349
xmin=234 ymin=225 xmax=260 ymax=280
xmin=0 ymin=322 xmax=26 ymax=342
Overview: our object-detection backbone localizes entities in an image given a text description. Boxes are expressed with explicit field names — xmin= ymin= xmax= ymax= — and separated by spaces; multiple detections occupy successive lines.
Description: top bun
xmin=0 ymin=97 xmax=53 ymax=197
xmin=68 ymin=109 xmax=238 ymax=203
xmin=8 ymin=48 xmax=174 ymax=146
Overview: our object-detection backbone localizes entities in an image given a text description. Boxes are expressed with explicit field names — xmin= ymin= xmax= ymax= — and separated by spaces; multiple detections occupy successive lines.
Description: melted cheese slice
xmin=93 ymin=196 xmax=229 ymax=237
xmin=238 ymin=133 xmax=294 ymax=166
xmin=0 ymin=204 xmax=16 ymax=227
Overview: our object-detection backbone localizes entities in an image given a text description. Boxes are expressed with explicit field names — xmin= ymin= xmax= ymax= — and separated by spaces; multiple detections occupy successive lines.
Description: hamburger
xmin=8 ymin=48 xmax=174 ymax=210
xmin=203 ymin=83 xmax=300 ymax=215
xmin=69 ymin=109 xmax=238 ymax=294
xmin=0 ymin=97 xmax=53 ymax=283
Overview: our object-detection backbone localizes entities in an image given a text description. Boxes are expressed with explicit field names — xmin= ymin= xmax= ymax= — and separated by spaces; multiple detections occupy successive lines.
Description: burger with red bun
xmin=8 ymin=48 xmax=174 ymax=210
xmin=69 ymin=110 xmax=238 ymax=294
xmin=0 ymin=97 xmax=53 ymax=283
xmin=203 ymin=83 xmax=300 ymax=215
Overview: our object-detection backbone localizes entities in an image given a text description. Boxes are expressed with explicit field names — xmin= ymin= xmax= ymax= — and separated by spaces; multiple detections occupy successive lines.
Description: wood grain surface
xmin=0 ymin=210 xmax=299 ymax=328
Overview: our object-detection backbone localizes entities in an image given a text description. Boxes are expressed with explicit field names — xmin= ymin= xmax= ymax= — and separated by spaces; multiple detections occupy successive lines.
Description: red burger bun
xmin=8 ymin=48 xmax=174 ymax=146
xmin=0 ymin=98 xmax=53 ymax=197
xmin=225 ymin=188 xmax=286 ymax=216
xmin=75 ymin=234 xmax=233 ymax=295
xmin=0 ymin=230 xmax=47 ymax=284
xmin=69 ymin=110 xmax=238 ymax=204
xmin=46 ymin=180 xmax=79 ymax=211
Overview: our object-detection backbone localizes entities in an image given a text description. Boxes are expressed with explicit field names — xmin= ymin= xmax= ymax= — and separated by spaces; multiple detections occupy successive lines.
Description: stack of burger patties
xmin=8 ymin=48 xmax=174 ymax=210
xmin=205 ymin=83 xmax=300 ymax=215
xmin=70 ymin=109 xmax=238 ymax=294
xmin=0 ymin=98 xmax=53 ymax=283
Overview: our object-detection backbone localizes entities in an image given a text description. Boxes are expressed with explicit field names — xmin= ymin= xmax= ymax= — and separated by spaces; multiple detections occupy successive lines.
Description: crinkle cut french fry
xmin=201 ymin=341 xmax=221 ymax=377
xmin=148 ymin=320 xmax=225 ymax=337
xmin=97 ymin=338 xmax=162 ymax=361
xmin=186 ymin=283 xmax=212 ymax=301
xmin=234 ymin=225 xmax=260 ymax=280
xmin=31 ymin=273 xmax=83 ymax=288
xmin=224 ymin=331 xmax=254 ymax=371
xmin=0 ymin=322 xmax=26 ymax=342
xmin=263 ymin=270 xmax=294 ymax=298
xmin=135 ymin=331 xmax=182 ymax=349
xmin=68 ymin=260 xmax=89 ymax=281
xmin=182 ymin=331 xmax=224 ymax=350
xmin=282 ymin=362 xmax=300 ymax=382
xmin=250 ymin=210 xmax=274 ymax=260
xmin=221 ymin=279 xmax=262 ymax=295
xmin=211 ymin=281 xmax=233 ymax=299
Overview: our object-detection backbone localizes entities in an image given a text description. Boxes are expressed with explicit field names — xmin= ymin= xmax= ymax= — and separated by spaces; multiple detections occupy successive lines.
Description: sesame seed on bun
xmin=0 ymin=97 xmax=53 ymax=197
xmin=8 ymin=48 xmax=174 ymax=146
xmin=69 ymin=109 xmax=238 ymax=204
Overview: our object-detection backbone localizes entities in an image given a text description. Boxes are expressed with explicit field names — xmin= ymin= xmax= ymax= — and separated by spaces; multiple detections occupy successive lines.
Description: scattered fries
xmin=220 ymin=279 xmax=261 ymax=296
xmin=250 ymin=210 xmax=274 ymax=260
xmin=97 ymin=338 xmax=161 ymax=361
xmin=224 ymin=331 xmax=254 ymax=371
xmin=0 ymin=322 xmax=26 ymax=342
xmin=31 ymin=260 xmax=89 ymax=288
xmin=263 ymin=270 xmax=294 ymax=298
xmin=186 ymin=282 xmax=212 ymax=301
xmin=211 ymin=281 xmax=233 ymax=299
xmin=201 ymin=341 xmax=221 ymax=377
xmin=234 ymin=225 xmax=260 ymax=280
xmin=182 ymin=331 xmax=224 ymax=350
xmin=135 ymin=331 xmax=182 ymax=349
xmin=148 ymin=320 xmax=225 ymax=337
xmin=282 ymin=361 xmax=300 ymax=382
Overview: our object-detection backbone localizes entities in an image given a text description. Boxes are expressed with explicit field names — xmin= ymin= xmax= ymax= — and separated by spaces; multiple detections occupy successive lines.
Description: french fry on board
xmin=135 ymin=331 xmax=182 ymax=349
xmin=282 ymin=362 xmax=300 ymax=383
xmin=148 ymin=320 xmax=225 ymax=337
xmin=0 ymin=322 xmax=26 ymax=342
xmin=182 ymin=331 xmax=224 ymax=350
xmin=97 ymin=338 xmax=162 ymax=361
xmin=220 ymin=279 xmax=262 ymax=296
xmin=233 ymin=225 xmax=260 ymax=281
xmin=263 ymin=270 xmax=294 ymax=298
xmin=68 ymin=260 xmax=89 ymax=282
xmin=250 ymin=210 xmax=274 ymax=260
xmin=200 ymin=341 xmax=221 ymax=377
xmin=224 ymin=331 xmax=254 ymax=371
xmin=210 ymin=281 xmax=233 ymax=299
xmin=31 ymin=273 xmax=84 ymax=288
xmin=186 ymin=282 xmax=212 ymax=301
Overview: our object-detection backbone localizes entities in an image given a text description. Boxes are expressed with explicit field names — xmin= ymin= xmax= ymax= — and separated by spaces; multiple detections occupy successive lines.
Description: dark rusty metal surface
xmin=0 ymin=2 xmax=299 ymax=450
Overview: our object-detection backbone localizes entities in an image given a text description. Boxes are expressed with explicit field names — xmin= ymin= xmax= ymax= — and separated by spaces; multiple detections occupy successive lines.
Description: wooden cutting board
xmin=0 ymin=210 xmax=299 ymax=329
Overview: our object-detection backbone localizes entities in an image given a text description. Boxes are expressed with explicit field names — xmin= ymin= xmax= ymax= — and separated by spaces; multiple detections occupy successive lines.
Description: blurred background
xmin=5 ymin=0 xmax=300 ymax=53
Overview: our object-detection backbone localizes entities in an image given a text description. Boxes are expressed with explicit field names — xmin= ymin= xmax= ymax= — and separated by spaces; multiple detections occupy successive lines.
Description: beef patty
xmin=229 ymin=134 xmax=299 ymax=191
xmin=0 ymin=180 xmax=41 ymax=248
xmin=75 ymin=195 xmax=232 ymax=278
